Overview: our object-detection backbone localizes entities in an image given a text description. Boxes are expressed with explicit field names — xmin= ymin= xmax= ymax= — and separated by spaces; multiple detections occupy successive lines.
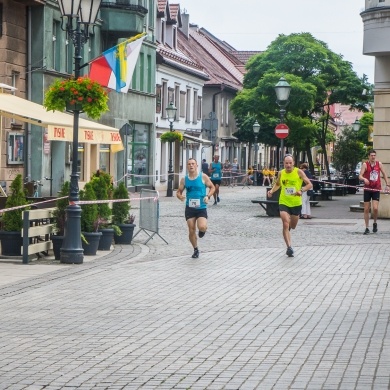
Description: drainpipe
xmin=26 ymin=7 xmax=32 ymax=182
xmin=212 ymin=84 xmax=224 ymax=156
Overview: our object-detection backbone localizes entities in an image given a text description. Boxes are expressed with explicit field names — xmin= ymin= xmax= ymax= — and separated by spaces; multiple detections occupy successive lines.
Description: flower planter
xmin=98 ymin=228 xmax=114 ymax=251
xmin=114 ymin=224 xmax=135 ymax=245
xmin=82 ymin=232 xmax=102 ymax=256
xmin=51 ymin=235 xmax=64 ymax=260
xmin=0 ymin=231 xmax=23 ymax=256
xmin=66 ymin=102 xmax=83 ymax=112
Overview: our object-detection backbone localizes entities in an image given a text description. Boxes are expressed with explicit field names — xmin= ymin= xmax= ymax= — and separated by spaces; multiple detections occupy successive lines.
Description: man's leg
xmin=280 ymin=211 xmax=292 ymax=248
xmin=187 ymin=217 xmax=197 ymax=248
xmin=363 ymin=201 xmax=370 ymax=229
xmin=372 ymin=199 xmax=379 ymax=222
xmin=197 ymin=216 xmax=208 ymax=237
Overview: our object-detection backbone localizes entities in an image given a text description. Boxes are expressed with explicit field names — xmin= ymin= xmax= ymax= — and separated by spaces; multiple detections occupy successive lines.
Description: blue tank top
xmin=210 ymin=162 xmax=222 ymax=180
xmin=185 ymin=173 xmax=207 ymax=209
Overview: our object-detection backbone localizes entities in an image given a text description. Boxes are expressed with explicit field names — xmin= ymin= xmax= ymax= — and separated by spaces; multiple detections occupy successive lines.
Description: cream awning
xmin=0 ymin=92 xmax=122 ymax=146
xmin=183 ymin=134 xmax=212 ymax=144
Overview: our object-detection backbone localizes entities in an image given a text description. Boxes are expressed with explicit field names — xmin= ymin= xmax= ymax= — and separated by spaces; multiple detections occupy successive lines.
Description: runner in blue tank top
xmin=209 ymin=155 xmax=222 ymax=205
xmin=177 ymin=158 xmax=215 ymax=258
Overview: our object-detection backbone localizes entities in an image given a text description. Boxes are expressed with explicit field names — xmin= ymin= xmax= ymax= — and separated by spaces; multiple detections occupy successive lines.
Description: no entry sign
xmin=275 ymin=123 xmax=289 ymax=139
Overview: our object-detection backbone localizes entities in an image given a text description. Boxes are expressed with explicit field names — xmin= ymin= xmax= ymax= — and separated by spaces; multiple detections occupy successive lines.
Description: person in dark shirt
xmin=201 ymin=159 xmax=209 ymax=176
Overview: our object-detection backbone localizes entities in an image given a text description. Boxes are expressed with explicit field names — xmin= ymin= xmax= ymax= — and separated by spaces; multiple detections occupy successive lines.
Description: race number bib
xmin=285 ymin=187 xmax=295 ymax=195
xmin=189 ymin=199 xmax=200 ymax=208
xmin=212 ymin=173 xmax=219 ymax=178
xmin=370 ymin=171 xmax=378 ymax=182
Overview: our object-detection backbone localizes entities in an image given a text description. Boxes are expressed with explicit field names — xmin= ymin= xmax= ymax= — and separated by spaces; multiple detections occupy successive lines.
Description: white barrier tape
xmin=311 ymin=178 xmax=389 ymax=193
xmin=76 ymin=196 xmax=159 ymax=205
xmin=0 ymin=196 xmax=68 ymax=214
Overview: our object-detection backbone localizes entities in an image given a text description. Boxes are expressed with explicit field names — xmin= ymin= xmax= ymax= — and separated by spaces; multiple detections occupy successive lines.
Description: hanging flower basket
xmin=43 ymin=76 xmax=109 ymax=120
xmin=160 ymin=131 xmax=184 ymax=143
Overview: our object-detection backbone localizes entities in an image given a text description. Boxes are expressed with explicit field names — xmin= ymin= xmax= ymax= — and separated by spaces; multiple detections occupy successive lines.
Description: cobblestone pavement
xmin=0 ymin=186 xmax=389 ymax=389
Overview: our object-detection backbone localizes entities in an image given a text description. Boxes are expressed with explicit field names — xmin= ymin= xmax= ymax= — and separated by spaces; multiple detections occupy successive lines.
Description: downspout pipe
xmin=212 ymin=84 xmax=224 ymax=156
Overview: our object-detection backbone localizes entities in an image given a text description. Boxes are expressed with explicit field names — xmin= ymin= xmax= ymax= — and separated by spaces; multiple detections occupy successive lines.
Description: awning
xmin=0 ymin=92 xmax=123 ymax=147
xmin=183 ymin=134 xmax=212 ymax=144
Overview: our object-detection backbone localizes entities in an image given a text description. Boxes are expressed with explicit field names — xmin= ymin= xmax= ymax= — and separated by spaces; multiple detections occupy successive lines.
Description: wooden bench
xmin=251 ymin=199 xmax=319 ymax=217
xmin=21 ymin=208 xmax=54 ymax=264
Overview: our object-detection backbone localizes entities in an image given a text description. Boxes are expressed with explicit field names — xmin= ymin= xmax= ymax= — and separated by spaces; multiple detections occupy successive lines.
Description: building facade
xmin=362 ymin=0 xmax=390 ymax=217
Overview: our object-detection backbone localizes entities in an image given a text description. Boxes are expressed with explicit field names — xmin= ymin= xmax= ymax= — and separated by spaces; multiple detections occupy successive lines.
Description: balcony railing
xmin=100 ymin=0 xmax=148 ymax=14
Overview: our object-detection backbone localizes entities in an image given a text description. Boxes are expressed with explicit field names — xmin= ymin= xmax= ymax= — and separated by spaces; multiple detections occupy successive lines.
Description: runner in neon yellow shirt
xmin=267 ymin=154 xmax=313 ymax=257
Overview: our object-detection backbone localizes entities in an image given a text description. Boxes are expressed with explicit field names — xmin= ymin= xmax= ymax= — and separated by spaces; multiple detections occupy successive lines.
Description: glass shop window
xmin=8 ymin=133 xmax=24 ymax=164
xmin=99 ymin=144 xmax=110 ymax=172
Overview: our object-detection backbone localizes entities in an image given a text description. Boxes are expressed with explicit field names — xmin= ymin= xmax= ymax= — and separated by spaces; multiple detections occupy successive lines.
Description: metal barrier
xmin=132 ymin=189 xmax=168 ymax=245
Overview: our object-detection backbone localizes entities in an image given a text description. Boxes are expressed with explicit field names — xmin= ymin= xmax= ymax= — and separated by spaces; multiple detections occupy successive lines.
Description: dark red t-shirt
xmin=363 ymin=161 xmax=381 ymax=190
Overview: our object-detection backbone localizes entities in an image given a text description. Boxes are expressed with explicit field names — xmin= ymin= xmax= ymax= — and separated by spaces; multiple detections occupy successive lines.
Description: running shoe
xmin=373 ymin=223 xmax=378 ymax=233
xmin=286 ymin=247 xmax=294 ymax=257
xmin=192 ymin=248 xmax=199 ymax=258
xmin=363 ymin=228 xmax=370 ymax=235
xmin=198 ymin=231 xmax=206 ymax=238
xmin=213 ymin=200 xmax=217 ymax=205
xmin=217 ymin=196 xmax=220 ymax=202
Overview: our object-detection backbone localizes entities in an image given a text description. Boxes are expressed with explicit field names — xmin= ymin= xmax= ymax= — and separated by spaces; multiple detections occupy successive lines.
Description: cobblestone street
xmin=0 ymin=186 xmax=389 ymax=389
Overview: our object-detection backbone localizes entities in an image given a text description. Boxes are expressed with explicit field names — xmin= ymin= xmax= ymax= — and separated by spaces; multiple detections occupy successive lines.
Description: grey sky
xmin=179 ymin=0 xmax=374 ymax=83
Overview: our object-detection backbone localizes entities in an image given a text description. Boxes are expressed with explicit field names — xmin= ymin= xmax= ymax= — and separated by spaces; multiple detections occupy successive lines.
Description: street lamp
xmin=252 ymin=121 xmax=260 ymax=186
xmin=352 ymin=117 xmax=361 ymax=133
xmin=166 ymin=102 xmax=177 ymax=197
xmin=274 ymin=77 xmax=291 ymax=169
xmin=58 ymin=0 xmax=101 ymax=264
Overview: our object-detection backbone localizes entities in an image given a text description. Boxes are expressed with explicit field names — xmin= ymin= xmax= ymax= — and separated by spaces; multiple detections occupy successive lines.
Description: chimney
xmin=181 ymin=10 xmax=189 ymax=39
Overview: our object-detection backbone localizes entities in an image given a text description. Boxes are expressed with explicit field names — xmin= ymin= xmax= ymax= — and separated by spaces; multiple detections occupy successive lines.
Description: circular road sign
xmin=275 ymin=123 xmax=289 ymax=139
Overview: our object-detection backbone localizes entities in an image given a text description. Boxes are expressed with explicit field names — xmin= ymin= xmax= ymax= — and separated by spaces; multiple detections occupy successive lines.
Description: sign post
xmin=275 ymin=124 xmax=289 ymax=170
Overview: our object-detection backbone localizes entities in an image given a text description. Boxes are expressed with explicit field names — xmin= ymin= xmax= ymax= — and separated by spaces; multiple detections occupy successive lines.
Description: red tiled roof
xmin=178 ymin=27 xmax=243 ymax=90
xmin=230 ymin=51 xmax=261 ymax=64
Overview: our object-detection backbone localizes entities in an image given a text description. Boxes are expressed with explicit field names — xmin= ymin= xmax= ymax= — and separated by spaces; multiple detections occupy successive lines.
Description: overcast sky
xmin=179 ymin=0 xmax=374 ymax=83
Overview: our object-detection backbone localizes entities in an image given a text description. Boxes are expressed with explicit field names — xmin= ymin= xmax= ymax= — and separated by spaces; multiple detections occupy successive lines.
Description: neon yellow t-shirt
xmin=279 ymin=168 xmax=303 ymax=207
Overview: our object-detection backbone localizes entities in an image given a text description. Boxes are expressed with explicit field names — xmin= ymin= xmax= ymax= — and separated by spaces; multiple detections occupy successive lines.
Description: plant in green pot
xmin=0 ymin=174 xmax=30 ymax=256
xmin=79 ymin=182 xmax=101 ymax=256
xmin=90 ymin=170 xmax=119 ymax=251
xmin=112 ymin=181 xmax=135 ymax=245
xmin=51 ymin=181 xmax=69 ymax=260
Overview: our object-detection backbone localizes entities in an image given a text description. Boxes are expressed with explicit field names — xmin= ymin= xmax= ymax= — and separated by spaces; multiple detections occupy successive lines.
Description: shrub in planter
xmin=0 ymin=174 xmax=30 ymax=256
xmin=51 ymin=181 xmax=69 ymax=260
xmin=80 ymin=182 xmax=101 ymax=255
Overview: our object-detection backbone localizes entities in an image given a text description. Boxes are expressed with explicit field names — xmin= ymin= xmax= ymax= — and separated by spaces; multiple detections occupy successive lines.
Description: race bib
xmin=189 ymin=199 xmax=200 ymax=208
xmin=212 ymin=173 xmax=219 ymax=178
xmin=285 ymin=187 xmax=295 ymax=195
xmin=370 ymin=171 xmax=378 ymax=182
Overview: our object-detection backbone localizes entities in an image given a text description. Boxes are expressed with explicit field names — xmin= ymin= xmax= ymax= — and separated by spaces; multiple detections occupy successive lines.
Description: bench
xmin=251 ymin=199 xmax=319 ymax=217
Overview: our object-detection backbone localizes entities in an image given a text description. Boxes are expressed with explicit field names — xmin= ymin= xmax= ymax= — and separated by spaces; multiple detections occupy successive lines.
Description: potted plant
xmin=80 ymin=182 xmax=101 ymax=255
xmin=51 ymin=181 xmax=69 ymax=260
xmin=112 ymin=181 xmax=136 ymax=244
xmin=90 ymin=170 xmax=119 ymax=251
xmin=43 ymin=76 xmax=109 ymax=120
xmin=160 ymin=130 xmax=183 ymax=143
xmin=0 ymin=174 xmax=30 ymax=256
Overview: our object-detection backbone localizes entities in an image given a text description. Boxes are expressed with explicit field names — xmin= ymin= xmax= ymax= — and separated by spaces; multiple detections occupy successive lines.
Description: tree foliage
xmin=230 ymin=32 xmax=373 ymax=175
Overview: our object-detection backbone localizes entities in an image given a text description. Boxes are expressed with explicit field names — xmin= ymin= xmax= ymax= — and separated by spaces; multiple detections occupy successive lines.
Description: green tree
xmin=332 ymin=127 xmax=366 ymax=174
xmin=231 ymin=33 xmax=372 ymax=175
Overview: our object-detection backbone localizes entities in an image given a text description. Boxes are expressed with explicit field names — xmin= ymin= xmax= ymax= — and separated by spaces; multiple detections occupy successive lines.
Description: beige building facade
xmin=362 ymin=0 xmax=390 ymax=217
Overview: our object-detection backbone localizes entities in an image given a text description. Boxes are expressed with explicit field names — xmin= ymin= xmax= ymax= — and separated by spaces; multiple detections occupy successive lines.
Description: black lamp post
xmin=166 ymin=102 xmax=177 ymax=197
xmin=58 ymin=0 xmax=101 ymax=264
xmin=252 ymin=121 xmax=260 ymax=186
xmin=274 ymin=77 xmax=291 ymax=170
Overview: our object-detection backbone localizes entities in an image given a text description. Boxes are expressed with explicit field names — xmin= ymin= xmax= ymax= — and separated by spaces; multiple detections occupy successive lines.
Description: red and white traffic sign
xmin=275 ymin=123 xmax=289 ymax=139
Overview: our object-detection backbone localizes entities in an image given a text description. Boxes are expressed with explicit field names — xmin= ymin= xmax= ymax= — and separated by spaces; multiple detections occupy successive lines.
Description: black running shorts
xmin=185 ymin=207 xmax=208 ymax=221
xmin=364 ymin=189 xmax=380 ymax=202
xmin=279 ymin=204 xmax=302 ymax=216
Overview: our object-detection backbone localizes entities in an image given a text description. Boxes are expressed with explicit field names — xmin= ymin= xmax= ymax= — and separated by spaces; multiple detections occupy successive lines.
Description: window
xmin=99 ymin=144 xmax=110 ymax=172
xmin=8 ymin=132 xmax=24 ymax=164
xmin=77 ymin=144 xmax=85 ymax=182
xmin=225 ymin=98 xmax=229 ymax=126
xmin=186 ymin=87 xmax=191 ymax=122
xmin=162 ymin=80 xmax=168 ymax=117
xmin=139 ymin=52 xmax=144 ymax=92
xmin=175 ymin=84 xmax=180 ymax=114
xmin=156 ymin=85 xmax=162 ymax=113
xmin=52 ymin=21 xmax=61 ymax=71
xmin=197 ymin=96 xmax=202 ymax=121
xmin=193 ymin=90 xmax=198 ymax=124
xmin=221 ymin=97 xmax=225 ymax=126
xmin=147 ymin=54 xmax=152 ymax=93
xmin=168 ymin=88 xmax=174 ymax=110
xmin=180 ymin=91 xmax=186 ymax=118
